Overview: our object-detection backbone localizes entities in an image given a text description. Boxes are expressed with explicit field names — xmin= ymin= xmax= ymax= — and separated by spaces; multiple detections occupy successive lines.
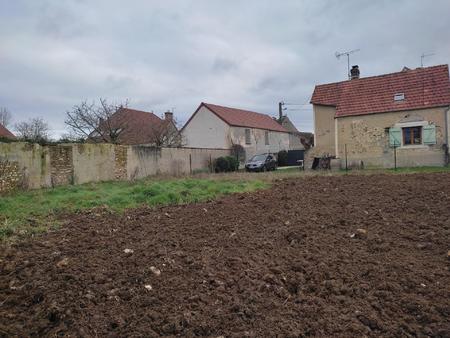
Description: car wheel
xmin=262 ymin=165 xmax=267 ymax=172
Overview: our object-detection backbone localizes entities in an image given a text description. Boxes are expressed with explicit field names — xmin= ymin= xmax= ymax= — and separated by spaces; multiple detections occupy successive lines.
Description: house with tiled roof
xmin=310 ymin=64 xmax=450 ymax=168
xmin=0 ymin=123 xmax=15 ymax=140
xmin=90 ymin=108 xmax=180 ymax=146
xmin=181 ymin=102 xmax=290 ymax=161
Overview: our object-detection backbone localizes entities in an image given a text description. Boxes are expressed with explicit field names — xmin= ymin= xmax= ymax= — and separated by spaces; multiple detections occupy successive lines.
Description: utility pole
xmin=278 ymin=102 xmax=285 ymax=120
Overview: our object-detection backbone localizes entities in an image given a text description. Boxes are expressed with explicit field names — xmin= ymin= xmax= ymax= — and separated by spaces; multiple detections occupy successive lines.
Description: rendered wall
xmin=0 ymin=143 xmax=51 ymax=190
xmin=229 ymin=127 xmax=290 ymax=160
xmin=0 ymin=142 xmax=231 ymax=193
xmin=313 ymin=105 xmax=336 ymax=155
xmin=127 ymin=146 xmax=231 ymax=179
xmin=182 ymin=106 xmax=231 ymax=149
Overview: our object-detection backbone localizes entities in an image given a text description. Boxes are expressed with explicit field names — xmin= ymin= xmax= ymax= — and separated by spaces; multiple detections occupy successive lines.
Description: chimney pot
xmin=350 ymin=65 xmax=360 ymax=79
xmin=164 ymin=111 xmax=173 ymax=121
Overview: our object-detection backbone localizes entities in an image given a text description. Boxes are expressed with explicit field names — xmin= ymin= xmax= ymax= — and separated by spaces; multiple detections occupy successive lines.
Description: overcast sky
xmin=1 ymin=0 xmax=450 ymax=137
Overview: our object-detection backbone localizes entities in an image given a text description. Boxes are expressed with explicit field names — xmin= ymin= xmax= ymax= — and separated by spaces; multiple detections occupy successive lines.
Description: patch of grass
xmin=0 ymin=178 xmax=268 ymax=241
xmin=385 ymin=166 xmax=450 ymax=174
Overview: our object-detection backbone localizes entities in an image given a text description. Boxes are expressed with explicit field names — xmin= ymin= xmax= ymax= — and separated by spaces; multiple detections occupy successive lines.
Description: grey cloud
xmin=1 ymin=0 xmax=450 ymax=136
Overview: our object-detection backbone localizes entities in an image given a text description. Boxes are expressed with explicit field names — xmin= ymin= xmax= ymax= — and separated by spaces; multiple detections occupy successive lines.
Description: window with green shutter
xmin=389 ymin=127 xmax=401 ymax=147
xmin=423 ymin=124 xmax=437 ymax=145
xmin=403 ymin=126 xmax=422 ymax=145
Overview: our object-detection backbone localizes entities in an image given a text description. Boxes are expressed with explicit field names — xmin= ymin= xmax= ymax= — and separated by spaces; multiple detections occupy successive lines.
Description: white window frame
xmin=394 ymin=121 xmax=428 ymax=148
xmin=394 ymin=93 xmax=405 ymax=101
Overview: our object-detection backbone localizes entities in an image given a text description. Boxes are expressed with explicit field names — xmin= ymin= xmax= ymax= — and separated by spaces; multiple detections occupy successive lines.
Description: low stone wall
xmin=0 ymin=142 xmax=230 ymax=193
xmin=0 ymin=160 xmax=21 ymax=192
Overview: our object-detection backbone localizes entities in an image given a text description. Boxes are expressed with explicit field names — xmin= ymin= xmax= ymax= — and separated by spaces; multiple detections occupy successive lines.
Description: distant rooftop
xmin=190 ymin=102 xmax=288 ymax=132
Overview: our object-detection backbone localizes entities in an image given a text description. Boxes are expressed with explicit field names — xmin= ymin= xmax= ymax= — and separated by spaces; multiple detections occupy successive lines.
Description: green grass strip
xmin=0 ymin=178 xmax=268 ymax=241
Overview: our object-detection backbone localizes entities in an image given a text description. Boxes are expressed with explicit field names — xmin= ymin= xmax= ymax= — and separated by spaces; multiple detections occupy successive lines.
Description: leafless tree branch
xmin=0 ymin=107 xmax=12 ymax=127
xmin=65 ymin=98 xmax=128 ymax=144
xmin=14 ymin=117 xmax=50 ymax=143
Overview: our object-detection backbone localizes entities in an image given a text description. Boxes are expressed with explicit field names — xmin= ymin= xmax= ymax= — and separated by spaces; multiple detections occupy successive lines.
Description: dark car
xmin=245 ymin=153 xmax=277 ymax=172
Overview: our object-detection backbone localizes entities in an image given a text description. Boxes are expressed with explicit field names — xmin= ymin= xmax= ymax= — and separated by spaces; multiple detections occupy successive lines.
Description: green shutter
xmin=389 ymin=127 xmax=401 ymax=147
xmin=423 ymin=124 xmax=437 ymax=145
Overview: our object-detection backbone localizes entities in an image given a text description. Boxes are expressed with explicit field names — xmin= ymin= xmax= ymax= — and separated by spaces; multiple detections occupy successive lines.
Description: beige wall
xmin=447 ymin=108 xmax=450 ymax=146
xmin=336 ymin=107 xmax=448 ymax=168
xmin=230 ymin=126 xmax=290 ymax=160
xmin=0 ymin=142 xmax=51 ymax=189
xmin=313 ymin=105 xmax=336 ymax=155
xmin=182 ymin=106 xmax=230 ymax=149
xmin=127 ymin=146 xmax=230 ymax=179
xmin=183 ymin=106 xmax=291 ymax=161
xmin=72 ymin=143 xmax=116 ymax=184
xmin=0 ymin=142 xmax=231 ymax=192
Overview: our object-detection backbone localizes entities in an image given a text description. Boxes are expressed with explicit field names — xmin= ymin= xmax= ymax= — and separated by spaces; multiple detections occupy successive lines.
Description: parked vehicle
xmin=245 ymin=153 xmax=277 ymax=172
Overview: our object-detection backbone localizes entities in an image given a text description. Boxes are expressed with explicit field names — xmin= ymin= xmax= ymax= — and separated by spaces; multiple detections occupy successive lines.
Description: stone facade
xmin=114 ymin=145 xmax=128 ymax=180
xmin=311 ymin=105 xmax=450 ymax=168
xmin=49 ymin=145 xmax=74 ymax=186
xmin=0 ymin=160 xmax=20 ymax=192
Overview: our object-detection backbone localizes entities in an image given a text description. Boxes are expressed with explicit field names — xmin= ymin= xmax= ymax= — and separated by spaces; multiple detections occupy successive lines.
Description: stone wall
xmin=336 ymin=107 xmax=447 ymax=168
xmin=0 ymin=160 xmax=21 ymax=192
xmin=311 ymin=105 xmax=449 ymax=169
xmin=49 ymin=145 xmax=74 ymax=186
xmin=0 ymin=142 xmax=231 ymax=192
xmin=114 ymin=145 xmax=128 ymax=180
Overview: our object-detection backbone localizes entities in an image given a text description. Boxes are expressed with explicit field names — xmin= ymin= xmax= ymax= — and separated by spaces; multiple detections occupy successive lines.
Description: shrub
xmin=214 ymin=156 xmax=239 ymax=173
xmin=225 ymin=156 xmax=240 ymax=171
xmin=277 ymin=150 xmax=288 ymax=166
xmin=214 ymin=157 xmax=229 ymax=173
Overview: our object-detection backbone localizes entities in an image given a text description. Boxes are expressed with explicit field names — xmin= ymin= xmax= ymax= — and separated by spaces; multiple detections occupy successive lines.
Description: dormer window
xmin=394 ymin=93 xmax=405 ymax=101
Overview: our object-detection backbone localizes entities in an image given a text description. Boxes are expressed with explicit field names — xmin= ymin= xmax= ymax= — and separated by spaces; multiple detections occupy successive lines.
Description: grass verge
xmin=0 ymin=178 xmax=268 ymax=241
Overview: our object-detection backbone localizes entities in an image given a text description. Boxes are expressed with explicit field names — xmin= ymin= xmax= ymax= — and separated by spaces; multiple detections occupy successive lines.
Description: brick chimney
xmin=350 ymin=65 xmax=360 ymax=79
xmin=164 ymin=111 xmax=173 ymax=121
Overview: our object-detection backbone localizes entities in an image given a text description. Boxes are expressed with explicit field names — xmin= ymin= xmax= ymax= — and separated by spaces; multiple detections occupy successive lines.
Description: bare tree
xmin=149 ymin=118 xmax=184 ymax=147
xmin=0 ymin=107 xmax=12 ymax=127
xmin=14 ymin=117 xmax=50 ymax=143
xmin=65 ymin=98 xmax=128 ymax=144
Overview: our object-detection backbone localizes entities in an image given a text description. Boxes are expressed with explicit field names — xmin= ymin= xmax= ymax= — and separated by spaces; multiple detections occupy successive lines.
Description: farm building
xmin=0 ymin=123 xmax=15 ymax=140
xmin=181 ymin=102 xmax=291 ymax=161
xmin=310 ymin=64 xmax=450 ymax=168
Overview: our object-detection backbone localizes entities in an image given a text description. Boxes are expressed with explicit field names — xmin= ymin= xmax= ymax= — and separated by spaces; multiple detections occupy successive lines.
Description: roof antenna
xmin=335 ymin=49 xmax=360 ymax=80
xmin=420 ymin=52 xmax=435 ymax=67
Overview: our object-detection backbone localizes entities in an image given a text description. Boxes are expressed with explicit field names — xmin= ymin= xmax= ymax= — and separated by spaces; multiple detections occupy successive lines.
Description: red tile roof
xmin=311 ymin=64 xmax=450 ymax=117
xmin=0 ymin=123 xmax=15 ymax=139
xmin=98 ymin=108 xmax=172 ymax=145
xmin=187 ymin=102 xmax=288 ymax=132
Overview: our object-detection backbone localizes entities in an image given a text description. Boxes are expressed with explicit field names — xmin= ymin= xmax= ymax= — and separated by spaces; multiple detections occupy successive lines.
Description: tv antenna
xmin=335 ymin=49 xmax=360 ymax=79
xmin=420 ymin=52 xmax=435 ymax=67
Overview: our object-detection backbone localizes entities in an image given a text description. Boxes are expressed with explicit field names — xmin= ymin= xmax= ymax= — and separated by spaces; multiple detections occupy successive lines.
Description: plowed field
xmin=1 ymin=173 xmax=450 ymax=337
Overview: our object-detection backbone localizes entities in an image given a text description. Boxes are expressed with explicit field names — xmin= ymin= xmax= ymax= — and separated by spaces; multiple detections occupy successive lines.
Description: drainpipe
xmin=334 ymin=117 xmax=339 ymax=158
xmin=445 ymin=106 xmax=450 ymax=166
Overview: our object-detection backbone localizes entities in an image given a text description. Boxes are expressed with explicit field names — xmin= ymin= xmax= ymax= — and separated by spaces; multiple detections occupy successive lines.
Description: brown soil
xmin=1 ymin=173 xmax=450 ymax=337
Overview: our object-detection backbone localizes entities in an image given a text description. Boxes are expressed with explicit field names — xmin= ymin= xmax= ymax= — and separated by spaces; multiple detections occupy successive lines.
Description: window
xmin=394 ymin=93 xmax=405 ymax=101
xmin=265 ymin=131 xmax=269 ymax=145
xmin=402 ymin=126 xmax=422 ymax=145
xmin=245 ymin=129 xmax=251 ymax=144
